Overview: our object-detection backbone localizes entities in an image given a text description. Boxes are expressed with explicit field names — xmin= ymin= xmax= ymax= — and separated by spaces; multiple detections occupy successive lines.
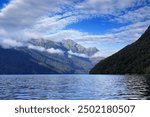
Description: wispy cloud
xmin=47 ymin=48 xmax=64 ymax=54
xmin=0 ymin=0 xmax=70 ymax=30
xmin=28 ymin=44 xmax=64 ymax=54
xmin=28 ymin=45 xmax=46 ymax=52
xmin=0 ymin=0 xmax=149 ymax=56
xmin=0 ymin=0 xmax=72 ymax=41
xmin=113 ymin=6 xmax=150 ymax=23
xmin=1 ymin=38 xmax=23 ymax=48
xmin=68 ymin=50 xmax=89 ymax=58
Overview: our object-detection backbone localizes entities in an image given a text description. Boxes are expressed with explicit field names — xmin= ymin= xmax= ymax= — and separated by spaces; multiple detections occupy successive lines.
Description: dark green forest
xmin=90 ymin=26 xmax=150 ymax=74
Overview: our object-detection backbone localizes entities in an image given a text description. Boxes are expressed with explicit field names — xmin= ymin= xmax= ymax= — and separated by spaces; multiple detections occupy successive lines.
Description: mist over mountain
xmin=0 ymin=39 xmax=103 ymax=74
xmin=90 ymin=26 xmax=150 ymax=74
xmin=62 ymin=39 xmax=99 ymax=56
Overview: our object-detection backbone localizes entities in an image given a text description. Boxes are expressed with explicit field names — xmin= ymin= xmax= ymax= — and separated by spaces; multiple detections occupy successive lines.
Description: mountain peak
xmin=61 ymin=39 xmax=99 ymax=56
xmin=63 ymin=39 xmax=76 ymax=43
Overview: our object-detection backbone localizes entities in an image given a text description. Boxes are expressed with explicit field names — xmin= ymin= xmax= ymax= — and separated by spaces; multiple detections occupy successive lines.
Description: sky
xmin=0 ymin=0 xmax=150 ymax=57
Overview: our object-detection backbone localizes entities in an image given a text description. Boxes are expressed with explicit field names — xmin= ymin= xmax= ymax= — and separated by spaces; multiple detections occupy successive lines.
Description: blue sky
xmin=66 ymin=17 xmax=126 ymax=34
xmin=0 ymin=0 xmax=150 ymax=57
xmin=0 ymin=0 xmax=9 ymax=9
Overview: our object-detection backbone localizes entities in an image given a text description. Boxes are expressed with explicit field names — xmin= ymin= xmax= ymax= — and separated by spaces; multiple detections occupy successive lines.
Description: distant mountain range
xmin=0 ymin=39 xmax=103 ymax=74
xmin=90 ymin=26 xmax=150 ymax=74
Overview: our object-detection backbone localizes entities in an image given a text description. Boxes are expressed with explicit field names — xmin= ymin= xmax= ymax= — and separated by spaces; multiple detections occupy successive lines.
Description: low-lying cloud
xmin=0 ymin=38 xmax=23 ymax=48
xmin=28 ymin=44 xmax=64 ymax=55
xmin=28 ymin=44 xmax=45 ymax=52
xmin=68 ymin=50 xmax=89 ymax=58
xmin=47 ymin=48 xmax=64 ymax=54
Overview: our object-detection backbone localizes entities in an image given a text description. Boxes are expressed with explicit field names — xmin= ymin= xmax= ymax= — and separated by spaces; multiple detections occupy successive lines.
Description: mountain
xmin=0 ymin=39 xmax=103 ymax=74
xmin=90 ymin=26 xmax=150 ymax=74
xmin=30 ymin=39 xmax=99 ymax=56
xmin=26 ymin=39 xmax=102 ymax=74
xmin=61 ymin=39 xmax=99 ymax=56
xmin=0 ymin=47 xmax=57 ymax=74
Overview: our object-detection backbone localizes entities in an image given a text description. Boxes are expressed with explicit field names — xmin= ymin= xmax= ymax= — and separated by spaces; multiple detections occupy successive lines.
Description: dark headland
xmin=90 ymin=25 xmax=150 ymax=74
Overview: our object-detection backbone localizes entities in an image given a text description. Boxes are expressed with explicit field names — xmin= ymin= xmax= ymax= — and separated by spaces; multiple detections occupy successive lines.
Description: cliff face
xmin=90 ymin=26 xmax=150 ymax=74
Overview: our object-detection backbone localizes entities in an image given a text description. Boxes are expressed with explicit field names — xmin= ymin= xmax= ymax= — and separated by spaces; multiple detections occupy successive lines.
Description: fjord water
xmin=0 ymin=75 xmax=150 ymax=100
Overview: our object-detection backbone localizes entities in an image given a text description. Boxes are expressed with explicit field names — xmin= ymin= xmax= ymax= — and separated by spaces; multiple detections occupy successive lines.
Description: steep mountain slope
xmin=0 ymin=47 xmax=57 ymax=74
xmin=25 ymin=39 xmax=101 ymax=73
xmin=0 ymin=39 xmax=103 ymax=74
xmin=23 ymin=48 xmax=93 ymax=74
xmin=90 ymin=26 xmax=150 ymax=74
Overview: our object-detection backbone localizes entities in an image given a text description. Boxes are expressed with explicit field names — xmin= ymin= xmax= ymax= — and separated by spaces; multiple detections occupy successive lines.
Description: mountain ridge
xmin=90 ymin=26 xmax=150 ymax=74
xmin=0 ymin=47 xmax=58 ymax=74
xmin=0 ymin=39 xmax=103 ymax=74
xmin=61 ymin=39 xmax=99 ymax=56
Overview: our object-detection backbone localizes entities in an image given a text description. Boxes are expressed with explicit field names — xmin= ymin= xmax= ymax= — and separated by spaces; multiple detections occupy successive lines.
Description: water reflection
xmin=0 ymin=75 xmax=150 ymax=100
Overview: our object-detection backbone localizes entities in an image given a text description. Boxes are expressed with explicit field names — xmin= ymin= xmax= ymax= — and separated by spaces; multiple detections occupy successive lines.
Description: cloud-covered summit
xmin=0 ymin=0 xmax=149 ymax=56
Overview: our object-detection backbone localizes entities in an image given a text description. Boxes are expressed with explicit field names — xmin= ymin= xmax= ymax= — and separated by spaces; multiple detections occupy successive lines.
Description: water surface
xmin=0 ymin=75 xmax=150 ymax=100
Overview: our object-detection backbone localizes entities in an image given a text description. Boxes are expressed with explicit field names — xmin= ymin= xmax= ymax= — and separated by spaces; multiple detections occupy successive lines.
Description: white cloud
xmin=45 ymin=20 xmax=149 ymax=45
xmin=0 ymin=0 xmax=72 ymax=43
xmin=0 ymin=0 xmax=149 ymax=56
xmin=91 ymin=51 xmax=101 ymax=58
xmin=45 ymin=30 xmax=86 ymax=41
xmin=28 ymin=44 xmax=64 ymax=54
xmin=28 ymin=45 xmax=45 ymax=52
xmin=113 ymin=6 xmax=150 ymax=23
xmin=68 ymin=50 xmax=89 ymax=58
xmin=0 ymin=0 xmax=149 ymax=41
xmin=68 ymin=55 xmax=72 ymax=58
xmin=0 ymin=0 xmax=70 ymax=30
xmin=33 ymin=15 xmax=81 ymax=33
xmin=113 ymin=20 xmax=150 ymax=32
xmin=47 ymin=48 xmax=64 ymax=54
xmin=1 ymin=39 xmax=23 ymax=48
xmin=75 ymin=0 xmax=139 ymax=16
xmin=30 ymin=0 xmax=149 ymax=36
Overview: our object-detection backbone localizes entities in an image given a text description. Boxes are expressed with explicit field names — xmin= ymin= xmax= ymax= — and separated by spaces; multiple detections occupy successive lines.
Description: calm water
xmin=0 ymin=75 xmax=150 ymax=100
